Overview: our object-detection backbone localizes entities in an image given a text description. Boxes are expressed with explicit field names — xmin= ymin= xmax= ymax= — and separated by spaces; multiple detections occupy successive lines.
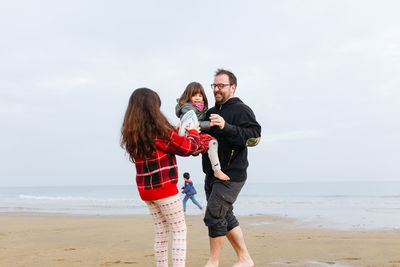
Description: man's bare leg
xmin=204 ymin=236 xmax=225 ymax=267
xmin=226 ymin=226 xmax=254 ymax=267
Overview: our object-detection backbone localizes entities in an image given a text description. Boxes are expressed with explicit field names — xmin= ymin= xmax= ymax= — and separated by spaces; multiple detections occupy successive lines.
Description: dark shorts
xmin=203 ymin=179 xmax=245 ymax=238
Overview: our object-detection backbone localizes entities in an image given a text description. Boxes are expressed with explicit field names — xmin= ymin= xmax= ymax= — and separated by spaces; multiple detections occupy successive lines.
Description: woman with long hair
xmin=121 ymin=88 xmax=200 ymax=267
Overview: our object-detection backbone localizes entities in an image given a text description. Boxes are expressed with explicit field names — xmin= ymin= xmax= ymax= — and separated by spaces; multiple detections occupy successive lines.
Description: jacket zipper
xmin=227 ymin=149 xmax=234 ymax=167
xmin=218 ymin=103 xmax=233 ymax=167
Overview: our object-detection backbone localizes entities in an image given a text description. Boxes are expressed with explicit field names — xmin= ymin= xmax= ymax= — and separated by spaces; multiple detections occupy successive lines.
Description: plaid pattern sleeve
xmin=160 ymin=129 xmax=201 ymax=156
xmin=134 ymin=129 xmax=200 ymax=201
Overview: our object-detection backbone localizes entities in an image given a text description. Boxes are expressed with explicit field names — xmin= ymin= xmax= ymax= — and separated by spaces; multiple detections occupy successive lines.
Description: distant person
xmin=176 ymin=82 xmax=230 ymax=181
xmin=121 ymin=88 xmax=200 ymax=267
xmin=181 ymin=172 xmax=204 ymax=214
xmin=202 ymin=69 xmax=261 ymax=267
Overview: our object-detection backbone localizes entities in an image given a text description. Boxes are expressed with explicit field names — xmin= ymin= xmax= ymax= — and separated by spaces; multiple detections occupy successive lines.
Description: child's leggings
xmin=198 ymin=134 xmax=221 ymax=171
xmin=145 ymin=194 xmax=186 ymax=267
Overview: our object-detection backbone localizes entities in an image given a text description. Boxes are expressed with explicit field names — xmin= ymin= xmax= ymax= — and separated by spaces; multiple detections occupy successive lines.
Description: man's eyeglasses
xmin=210 ymin=83 xmax=231 ymax=90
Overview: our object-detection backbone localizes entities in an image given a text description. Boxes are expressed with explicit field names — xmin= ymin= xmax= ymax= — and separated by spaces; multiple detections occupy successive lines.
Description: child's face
xmin=191 ymin=93 xmax=203 ymax=105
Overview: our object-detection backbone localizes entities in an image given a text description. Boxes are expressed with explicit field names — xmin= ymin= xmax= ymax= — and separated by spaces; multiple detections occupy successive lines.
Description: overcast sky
xmin=1 ymin=0 xmax=399 ymax=186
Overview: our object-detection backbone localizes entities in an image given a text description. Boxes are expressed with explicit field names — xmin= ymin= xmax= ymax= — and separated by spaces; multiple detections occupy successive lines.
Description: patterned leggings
xmin=145 ymin=194 xmax=186 ymax=267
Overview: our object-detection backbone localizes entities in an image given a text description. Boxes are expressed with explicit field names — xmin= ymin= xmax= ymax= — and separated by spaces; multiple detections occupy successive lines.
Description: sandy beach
xmin=1 ymin=213 xmax=400 ymax=267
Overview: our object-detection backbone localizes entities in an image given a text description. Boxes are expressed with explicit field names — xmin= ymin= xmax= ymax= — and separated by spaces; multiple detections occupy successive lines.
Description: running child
xmin=181 ymin=172 xmax=204 ymax=214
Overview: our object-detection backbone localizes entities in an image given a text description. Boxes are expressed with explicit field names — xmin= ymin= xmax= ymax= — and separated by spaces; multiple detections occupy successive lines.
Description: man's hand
xmin=192 ymin=148 xmax=202 ymax=156
xmin=210 ymin=114 xmax=225 ymax=130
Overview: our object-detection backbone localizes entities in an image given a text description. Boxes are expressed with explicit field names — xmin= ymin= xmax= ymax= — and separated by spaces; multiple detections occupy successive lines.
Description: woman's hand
xmin=175 ymin=123 xmax=180 ymax=132
xmin=186 ymin=123 xmax=200 ymax=134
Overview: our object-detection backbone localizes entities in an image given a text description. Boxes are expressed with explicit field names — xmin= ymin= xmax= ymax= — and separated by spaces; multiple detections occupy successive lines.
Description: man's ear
xmin=232 ymin=84 xmax=237 ymax=94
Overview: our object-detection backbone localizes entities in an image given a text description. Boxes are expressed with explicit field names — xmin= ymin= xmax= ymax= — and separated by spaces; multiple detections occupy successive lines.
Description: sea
xmin=1 ymin=181 xmax=400 ymax=230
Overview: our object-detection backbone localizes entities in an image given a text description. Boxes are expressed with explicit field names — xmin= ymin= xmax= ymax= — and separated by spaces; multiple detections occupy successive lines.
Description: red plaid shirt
xmin=134 ymin=129 xmax=200 ymax=201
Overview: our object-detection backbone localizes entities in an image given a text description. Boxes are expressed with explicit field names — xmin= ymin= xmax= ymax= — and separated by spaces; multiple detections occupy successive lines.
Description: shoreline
xmin=1 ymin=210 xmax=399 ymax=231
xmin=1 ymin=213 xmax=400 ymax=266
xmin=3 ymin=181 xmax=400 ymax=231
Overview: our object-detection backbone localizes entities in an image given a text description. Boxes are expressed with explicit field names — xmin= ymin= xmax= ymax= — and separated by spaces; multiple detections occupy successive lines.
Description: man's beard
xmin=214 ymin=93 xmax=225 ymax=104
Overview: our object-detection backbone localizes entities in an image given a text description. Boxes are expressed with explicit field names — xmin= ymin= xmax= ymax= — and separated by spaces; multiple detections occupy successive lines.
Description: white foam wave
xmin=19 ymin=194 xmax=91 ymax=201
xmin=18 ymin=194 xmax=135 ymax=203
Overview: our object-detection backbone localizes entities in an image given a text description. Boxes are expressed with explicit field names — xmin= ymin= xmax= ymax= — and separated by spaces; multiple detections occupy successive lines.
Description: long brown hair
xmin=177 ymin=82 xmax=208 ymax=109
xmin=121 ymin=88 xmax=173 ymax=160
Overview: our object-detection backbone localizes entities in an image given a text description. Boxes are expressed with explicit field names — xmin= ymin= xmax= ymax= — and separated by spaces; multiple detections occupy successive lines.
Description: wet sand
xmin=1 ymin=213 xmax=400 ymax=266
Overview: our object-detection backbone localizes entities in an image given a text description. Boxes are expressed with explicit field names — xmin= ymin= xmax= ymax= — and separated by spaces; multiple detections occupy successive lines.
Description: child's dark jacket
xmin=181 ymin=180 xmax=197 ymax=196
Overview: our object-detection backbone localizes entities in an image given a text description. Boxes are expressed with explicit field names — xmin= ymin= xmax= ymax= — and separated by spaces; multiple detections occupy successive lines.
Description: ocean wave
xmin=19 ymin=194 xmax=91 ymax=201
xmin=18 ymin=194 xmax=137 ymax=203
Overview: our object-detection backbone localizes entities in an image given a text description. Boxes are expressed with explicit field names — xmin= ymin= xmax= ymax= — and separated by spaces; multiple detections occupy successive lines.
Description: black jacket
xmin=202 ymin=97 xmax=261 ymax=182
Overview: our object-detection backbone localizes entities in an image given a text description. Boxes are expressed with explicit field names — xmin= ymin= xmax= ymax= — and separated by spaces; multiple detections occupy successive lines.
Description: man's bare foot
xmin=232 ymin=258 xmax=254 ymax=267
xmin=214 ymin=169 xmax=230 ymax=181
xmin=204 ymin=259 xmax=219 ymax=267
